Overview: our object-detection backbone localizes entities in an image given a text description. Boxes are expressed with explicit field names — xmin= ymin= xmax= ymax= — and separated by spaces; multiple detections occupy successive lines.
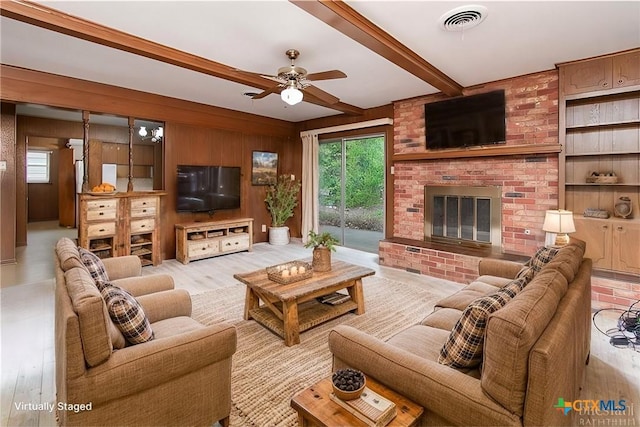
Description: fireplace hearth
xmin=425 ymin=185 xmax=502 ymax=251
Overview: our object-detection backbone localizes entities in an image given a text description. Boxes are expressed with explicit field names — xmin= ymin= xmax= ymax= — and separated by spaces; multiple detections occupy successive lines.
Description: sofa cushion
xmin=421 ymin=307 xmax=463 ymax=331
xmin=64 ymin=268 xmax=118 ymax=366
xmin=101 ymin=283 xmax=154 ymax=345
xmin=540 ymin=240 xmax=585 ymax=283
xmin=438 ymin=276 xmax=528 ymax=369
xmin=388 ymin=324 xmax=451 ymax=364
xmin=78 ymin=247 xmax=109 ymax=284
xmin=56 ymin=238 xmax=87 ymax=272
xmin=482 ymin=268 xmax=569 ymax=417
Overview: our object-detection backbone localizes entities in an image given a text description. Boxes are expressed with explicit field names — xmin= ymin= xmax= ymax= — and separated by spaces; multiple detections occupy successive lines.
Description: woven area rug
xmin=191 ymin=275 xmax=439 ymax=427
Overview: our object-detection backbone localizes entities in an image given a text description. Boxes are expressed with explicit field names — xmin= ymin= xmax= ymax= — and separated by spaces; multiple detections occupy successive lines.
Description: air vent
xmin=439 ymin=5 xmax=487 ymax=32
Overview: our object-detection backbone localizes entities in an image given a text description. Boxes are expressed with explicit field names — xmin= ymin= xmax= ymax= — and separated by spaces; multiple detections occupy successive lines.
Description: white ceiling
xmin=1 ymin=1 xmax=639 ymax=124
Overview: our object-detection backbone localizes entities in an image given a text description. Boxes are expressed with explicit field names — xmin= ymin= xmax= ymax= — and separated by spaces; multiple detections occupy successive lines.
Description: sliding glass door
xmin=318 ymin=135 xmax=384 ymax=253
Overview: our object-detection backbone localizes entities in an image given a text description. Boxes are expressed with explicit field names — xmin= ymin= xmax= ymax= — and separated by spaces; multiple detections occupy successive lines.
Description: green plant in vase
xmin=304 ymin=230 xmax=339 ymax=272
xmin=265 ymin=174 xmax=301 ymax=245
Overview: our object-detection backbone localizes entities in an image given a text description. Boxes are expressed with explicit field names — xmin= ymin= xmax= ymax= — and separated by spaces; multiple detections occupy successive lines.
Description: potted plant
xmin=304 ymin=230 xmax=339 ymax=272
xmin=265 ymin=174 xmax=301 ymax=245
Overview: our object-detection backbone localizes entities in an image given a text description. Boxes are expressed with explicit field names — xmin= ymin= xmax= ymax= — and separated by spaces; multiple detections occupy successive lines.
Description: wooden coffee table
xmin=291 ymin=375 xmax=424 ymax=426
xmin=234 ymin=260 xmax=374 ymax=346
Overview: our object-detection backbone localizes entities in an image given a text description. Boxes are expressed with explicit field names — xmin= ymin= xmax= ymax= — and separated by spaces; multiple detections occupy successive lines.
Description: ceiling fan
xmin=239 ymin=49 xmax=347 ymax=106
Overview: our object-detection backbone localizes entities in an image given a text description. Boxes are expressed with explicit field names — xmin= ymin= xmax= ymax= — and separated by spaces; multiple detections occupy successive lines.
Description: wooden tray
xmin=266 ymin=261 xmax=313 ymax=284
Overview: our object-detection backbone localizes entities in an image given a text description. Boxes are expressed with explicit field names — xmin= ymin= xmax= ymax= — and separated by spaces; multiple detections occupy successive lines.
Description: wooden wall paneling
xmin=1 ymin=103 xmax=17 ymax=263
xmin=1 ymin=65 xmax=295 ymax=138
xmin=58 ymin=148 xmax=75 ymax=227
xmin=27 ymin=137 xmax=61 ymax=222
xmin=88 ymin=140 xmax=102 ymax=189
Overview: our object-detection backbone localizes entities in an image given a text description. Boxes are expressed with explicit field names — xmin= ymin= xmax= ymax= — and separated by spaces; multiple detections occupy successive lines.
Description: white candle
xmin=299 ymin=266 xmax=306 ymax=274
xmin=290 ymin=266 xmax=298 ymax=276
xmin=281 ymin=269 xmax=290 ymax=278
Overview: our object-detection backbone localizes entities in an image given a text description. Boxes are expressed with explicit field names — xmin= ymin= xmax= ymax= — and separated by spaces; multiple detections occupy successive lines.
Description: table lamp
xmin=542 ymin=209 xmax=576 ymax=246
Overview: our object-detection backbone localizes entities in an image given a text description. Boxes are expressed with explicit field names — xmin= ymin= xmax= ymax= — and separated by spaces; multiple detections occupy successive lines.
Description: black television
xmin=425 ymin=90 xmax=506 ymax=150
xmin=176 ymin=165 xmax=241 ymax=213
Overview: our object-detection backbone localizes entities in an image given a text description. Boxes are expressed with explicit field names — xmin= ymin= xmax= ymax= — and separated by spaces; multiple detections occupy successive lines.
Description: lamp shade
xmin=281 ymin=86 xmax=303 ymax=105
xmin=138 ymin=126 xmax=147 ymax=137
xmin=542 ymin=210 xmax=576 ymax=233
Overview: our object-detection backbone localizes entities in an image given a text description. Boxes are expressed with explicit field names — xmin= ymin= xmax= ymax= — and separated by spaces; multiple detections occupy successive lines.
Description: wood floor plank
xmin=1 ymin=223 xmax=638 ymax=426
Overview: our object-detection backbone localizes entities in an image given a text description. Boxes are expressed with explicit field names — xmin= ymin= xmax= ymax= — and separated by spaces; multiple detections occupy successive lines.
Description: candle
xmin=290 ymin=266 xmax=298 ymax=276
xmin=298 ymin=266 xmax=306 ymax=274
xmin=281 ymin=269 xmax=290 ymax=278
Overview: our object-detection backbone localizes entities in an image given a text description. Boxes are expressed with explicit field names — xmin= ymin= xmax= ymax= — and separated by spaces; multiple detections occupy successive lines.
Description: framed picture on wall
xmin=252 ymin=151 xmax=278 ymax=185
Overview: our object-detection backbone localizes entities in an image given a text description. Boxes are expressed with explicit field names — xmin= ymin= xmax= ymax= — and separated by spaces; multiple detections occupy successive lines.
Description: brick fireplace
xmin=380 ymin=71 xmax=560 ymax=283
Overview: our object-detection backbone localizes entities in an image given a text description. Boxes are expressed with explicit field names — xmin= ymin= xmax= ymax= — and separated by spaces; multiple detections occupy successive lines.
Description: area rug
xmin=191 ymin=275 xmax=439 ymax=427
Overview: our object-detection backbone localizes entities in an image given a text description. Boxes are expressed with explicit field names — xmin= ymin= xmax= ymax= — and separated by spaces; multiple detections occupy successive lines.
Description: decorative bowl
xmin=331 ymin=368 xmax=366 ymax=401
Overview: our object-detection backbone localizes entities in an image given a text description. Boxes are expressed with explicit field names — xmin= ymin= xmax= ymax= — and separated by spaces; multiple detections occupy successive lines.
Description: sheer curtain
xmin=301 ymin=132 xmax=318 ymax=244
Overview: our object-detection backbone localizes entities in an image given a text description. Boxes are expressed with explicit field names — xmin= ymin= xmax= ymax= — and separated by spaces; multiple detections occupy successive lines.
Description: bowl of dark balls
xmin=332 ymin=368 xmax=366 ymax=401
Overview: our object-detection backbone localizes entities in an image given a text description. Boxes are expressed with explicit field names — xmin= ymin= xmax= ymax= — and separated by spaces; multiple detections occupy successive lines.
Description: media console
xmin=175 ymin=218 xmax=253 ymax=264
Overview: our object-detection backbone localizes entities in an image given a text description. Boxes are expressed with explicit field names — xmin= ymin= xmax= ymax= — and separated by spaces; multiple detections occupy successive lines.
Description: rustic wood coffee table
xmin=234 ymin=260 xmax=374 ymax=346
xmin=291 ymin=376 xmax=424 ymax=426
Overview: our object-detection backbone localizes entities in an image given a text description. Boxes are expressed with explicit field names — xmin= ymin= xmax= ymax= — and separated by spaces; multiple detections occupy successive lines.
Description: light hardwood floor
xmin=1 ymin=222 xmax=638 ymax=426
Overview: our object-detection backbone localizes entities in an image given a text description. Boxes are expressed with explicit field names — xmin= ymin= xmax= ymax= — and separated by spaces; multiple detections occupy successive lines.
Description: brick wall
xmin=391 ymin=70 xmax=560 ymax=255
xmin=382 ymin=69 xmax=640 ymax=311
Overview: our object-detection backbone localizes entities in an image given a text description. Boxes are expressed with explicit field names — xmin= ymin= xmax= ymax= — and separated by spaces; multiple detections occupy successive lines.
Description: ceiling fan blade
xmin=304 ymin=84 xmax=341 ymax=105
xmin=305 ymin=70 xmax=347 ymax=81
xmin=251 ymin=85 xmax=280 ymax=100
xmin=235 ymin=68 xmax=283 ymax=84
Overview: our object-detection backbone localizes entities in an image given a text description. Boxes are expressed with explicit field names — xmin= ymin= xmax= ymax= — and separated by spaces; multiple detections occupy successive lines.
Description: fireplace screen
xmin=426 ymin=186 xmax=502 ymax=249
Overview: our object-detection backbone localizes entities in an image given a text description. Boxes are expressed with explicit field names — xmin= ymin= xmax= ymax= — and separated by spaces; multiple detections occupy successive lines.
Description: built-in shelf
xmin=566 ymin=120 xmax=640 ymax=132
xmin=392 ymin=143 xmax=562 ymax=162
xmin=565 ymin=151 xmax=640 ymax=157
xmin=566 ymin=182 xmax=640 ymax=186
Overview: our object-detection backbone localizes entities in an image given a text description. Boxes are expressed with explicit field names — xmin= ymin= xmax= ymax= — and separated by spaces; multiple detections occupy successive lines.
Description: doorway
xmin=318 ymin=134 xmax=385 ymax=253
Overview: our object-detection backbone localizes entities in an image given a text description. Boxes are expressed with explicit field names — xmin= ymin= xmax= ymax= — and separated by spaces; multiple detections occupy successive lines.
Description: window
xmin=27 ymin=150 xmax=51 ymax=183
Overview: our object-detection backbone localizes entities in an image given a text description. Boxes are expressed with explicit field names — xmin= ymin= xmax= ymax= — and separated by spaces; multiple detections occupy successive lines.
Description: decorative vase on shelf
xmin=614 ymin=196 xmax=633 ymax=219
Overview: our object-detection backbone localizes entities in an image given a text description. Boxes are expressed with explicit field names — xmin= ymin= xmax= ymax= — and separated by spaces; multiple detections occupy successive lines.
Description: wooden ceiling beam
xmin=0 ymin=0 xmax=364 ymax=115
xmin=290 ymin=0 xmax=463 ymax=97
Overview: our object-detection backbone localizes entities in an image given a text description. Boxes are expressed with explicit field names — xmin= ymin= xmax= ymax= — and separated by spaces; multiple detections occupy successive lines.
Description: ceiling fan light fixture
xmin=138 ymin=126 xmax=147 ymax=137
xmin=281 ymin=84 xmax=303 ymax=106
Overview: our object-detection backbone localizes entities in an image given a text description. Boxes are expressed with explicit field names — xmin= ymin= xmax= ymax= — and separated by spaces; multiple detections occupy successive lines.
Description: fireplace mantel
xmin=392 ymin=143 xmax=561 ymax=162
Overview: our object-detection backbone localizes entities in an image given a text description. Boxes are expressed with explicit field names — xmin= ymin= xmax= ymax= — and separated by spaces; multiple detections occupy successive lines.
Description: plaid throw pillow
xmin=438 ymin=277 xmax=526 ymax=369
xmin=526 ymin=246 xmax=561 ymax=274
xmin=100 ymin=283 xmax=154 ymax=345
xmin=78 ymin=247 xmax=109 ymax=285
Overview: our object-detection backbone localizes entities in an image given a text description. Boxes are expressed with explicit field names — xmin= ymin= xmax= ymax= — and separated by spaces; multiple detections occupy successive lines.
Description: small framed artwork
xmin=252 ymin=151 xmax=278 ymax=185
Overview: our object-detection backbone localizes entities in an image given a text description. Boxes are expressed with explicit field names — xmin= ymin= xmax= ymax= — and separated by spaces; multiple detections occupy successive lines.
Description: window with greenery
xmin=27 ymin=150 xmax=51 ymax=184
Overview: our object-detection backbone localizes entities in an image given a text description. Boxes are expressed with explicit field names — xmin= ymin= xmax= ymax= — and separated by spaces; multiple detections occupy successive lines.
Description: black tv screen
xmin=176 ymin=165 xmax=241 ymax=213
xmin=425 ymin=90 xmax=506 ymax=150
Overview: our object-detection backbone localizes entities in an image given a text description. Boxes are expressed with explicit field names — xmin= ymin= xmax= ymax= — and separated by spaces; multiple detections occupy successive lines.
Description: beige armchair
xmin=55 ymin=238 xmax=236 ymax=426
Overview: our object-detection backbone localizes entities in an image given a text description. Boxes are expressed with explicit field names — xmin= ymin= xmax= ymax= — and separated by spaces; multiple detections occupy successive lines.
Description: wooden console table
xmin=175 ymin=218 xmax=253 ymax=264
xmin=234 ymin=260 xmax=375 ymax=346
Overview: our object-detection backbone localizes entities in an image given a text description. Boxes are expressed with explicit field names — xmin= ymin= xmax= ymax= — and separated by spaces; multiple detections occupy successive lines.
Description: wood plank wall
xmin=1 ymin=65 xmax=302 ymax=261
xmin=1 ymin=103 xmax=17 ymax=263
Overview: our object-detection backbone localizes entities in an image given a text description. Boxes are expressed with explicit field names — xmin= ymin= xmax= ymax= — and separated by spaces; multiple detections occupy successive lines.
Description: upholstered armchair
xmin=54 ymin=238 xmax=236 ymax=426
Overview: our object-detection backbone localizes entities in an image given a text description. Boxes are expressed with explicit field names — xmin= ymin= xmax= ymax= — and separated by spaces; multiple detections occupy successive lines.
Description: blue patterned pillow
xmin=100 ymin=283 xmax=154 ymax=345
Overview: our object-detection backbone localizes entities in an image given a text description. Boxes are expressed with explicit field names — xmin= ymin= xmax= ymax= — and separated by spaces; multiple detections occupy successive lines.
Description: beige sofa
xmin=329 ymin=239 xmax=591 ymax=426
xmin=54 ymin=238 xmax=237 ymax=426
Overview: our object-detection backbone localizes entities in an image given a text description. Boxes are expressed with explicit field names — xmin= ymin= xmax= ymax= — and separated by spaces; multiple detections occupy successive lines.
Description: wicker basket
xmin=586 ymin=174 xmax=619 ymax=184
xmin=266 ymin=261 xmax=313 ymax=284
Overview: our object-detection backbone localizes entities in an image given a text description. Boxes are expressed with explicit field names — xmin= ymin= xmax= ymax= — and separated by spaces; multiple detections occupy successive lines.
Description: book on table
xmin=330 ymin=387 xmax=397 ymax=427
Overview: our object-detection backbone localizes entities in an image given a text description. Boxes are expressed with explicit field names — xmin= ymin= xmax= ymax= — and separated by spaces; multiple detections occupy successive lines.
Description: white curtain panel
xmin=301 ymin=132 xmax=319 ymax=244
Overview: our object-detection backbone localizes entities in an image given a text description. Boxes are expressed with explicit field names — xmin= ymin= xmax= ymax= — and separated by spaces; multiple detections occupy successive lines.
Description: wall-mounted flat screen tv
xmin=425 ymin=90 xmax=506 ymax=150
xmin=176 ymin=165 xmax=241 ymax=213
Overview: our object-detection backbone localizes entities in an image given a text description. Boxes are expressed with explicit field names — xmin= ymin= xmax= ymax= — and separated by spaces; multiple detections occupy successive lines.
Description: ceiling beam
xmin=290 ymin=0 xmax=463 ymax=97
xmin=0 ymin=0 xmax=364 ymax=115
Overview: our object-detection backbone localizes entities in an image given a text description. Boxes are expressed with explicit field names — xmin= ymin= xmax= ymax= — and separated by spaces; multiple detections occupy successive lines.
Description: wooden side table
xmin=291 ymin=376 xmax=423 ymax=427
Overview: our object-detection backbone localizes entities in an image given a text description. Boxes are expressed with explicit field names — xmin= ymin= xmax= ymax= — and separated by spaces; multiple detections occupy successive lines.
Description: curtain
xmin=301 ymin=132 xmax=319 ymax=244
